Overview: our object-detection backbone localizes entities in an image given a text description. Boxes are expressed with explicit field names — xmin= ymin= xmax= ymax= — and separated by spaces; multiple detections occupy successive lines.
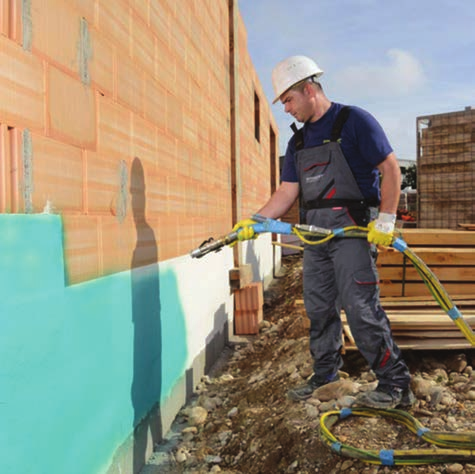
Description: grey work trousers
xmin=303 ymin=236 xmax=411 ymax=388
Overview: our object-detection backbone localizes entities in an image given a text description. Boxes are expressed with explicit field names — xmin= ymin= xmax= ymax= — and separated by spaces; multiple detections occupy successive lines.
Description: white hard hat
xmin=271 ymin=55 xmax=324 ymax=104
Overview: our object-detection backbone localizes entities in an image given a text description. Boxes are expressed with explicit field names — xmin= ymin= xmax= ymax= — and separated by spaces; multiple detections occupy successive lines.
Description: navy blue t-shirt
xmin=281 ymin=102 xmax=393 ymax=203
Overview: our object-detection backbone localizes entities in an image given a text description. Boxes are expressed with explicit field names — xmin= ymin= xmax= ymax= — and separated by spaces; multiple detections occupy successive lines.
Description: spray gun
xmin=190 ymin=215 xmax=475 ymax=346
xmin=190 ymin=214 xmax=332 ymax=259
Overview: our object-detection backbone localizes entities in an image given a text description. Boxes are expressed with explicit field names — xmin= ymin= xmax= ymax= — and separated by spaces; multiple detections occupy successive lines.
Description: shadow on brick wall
xmin=130 ymin=157 xmax=163 ymax=473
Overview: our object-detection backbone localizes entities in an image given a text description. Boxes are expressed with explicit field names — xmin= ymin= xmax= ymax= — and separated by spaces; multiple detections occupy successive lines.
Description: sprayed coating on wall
xmin=0 ymin=1 xmax=279 ymax=473
xmin=0 ymin=215 xmax=190 ymax=474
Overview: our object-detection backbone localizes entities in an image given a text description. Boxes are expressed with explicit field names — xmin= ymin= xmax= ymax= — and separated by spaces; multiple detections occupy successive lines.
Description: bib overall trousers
xmin=294 ymin=108 xmax=411 ymax=389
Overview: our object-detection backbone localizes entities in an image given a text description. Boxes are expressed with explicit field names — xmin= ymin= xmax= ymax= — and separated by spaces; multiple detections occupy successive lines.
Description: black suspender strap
xmin=290 ymin=122 xmax=304 ymax=151
xmin=291 ymin=106 xmax=351 ymax=150
xmin=330 ymin=106 xmax=351 ymax=142
xmin=304 ymin=198 xmax=378 ymax=210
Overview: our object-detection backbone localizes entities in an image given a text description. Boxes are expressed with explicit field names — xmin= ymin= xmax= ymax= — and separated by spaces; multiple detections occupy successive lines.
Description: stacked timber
xmin=342 ymin=228 xmax=475 ymax=350
xmin=417 ymin=107 xmax=475 ymax=229
xmin=341 ymin=298 xmax=475 ymax=351
xmin=377 ymin=228 xmax=475 ymax=298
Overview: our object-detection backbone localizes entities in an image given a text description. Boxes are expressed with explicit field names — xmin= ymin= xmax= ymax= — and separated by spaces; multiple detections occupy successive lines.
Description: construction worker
xmin=233 ymin=55 xmax=414 ymax=409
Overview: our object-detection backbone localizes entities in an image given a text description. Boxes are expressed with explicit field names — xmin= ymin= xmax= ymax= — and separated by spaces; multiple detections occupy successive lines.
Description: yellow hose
xmin=399 ymin=244 xmax=475 ymax=346
xmin=320 ymin=408 xmax=475 ymax=465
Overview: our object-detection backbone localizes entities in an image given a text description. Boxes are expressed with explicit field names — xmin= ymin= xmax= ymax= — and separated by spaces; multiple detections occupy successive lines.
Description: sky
xmin=238 ymin=0 xmax=475 ymax=161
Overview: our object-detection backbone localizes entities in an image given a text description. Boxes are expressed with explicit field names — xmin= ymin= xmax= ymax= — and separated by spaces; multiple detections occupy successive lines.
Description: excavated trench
xmin=143 ymin=255 xmax=475 ymax=474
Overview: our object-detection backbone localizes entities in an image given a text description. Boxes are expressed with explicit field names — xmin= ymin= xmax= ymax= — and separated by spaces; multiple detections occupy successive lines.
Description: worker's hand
xmin=367 ymin=212 xmax=396 ymax=246
xmin=232 ymin=218 xmax=258 ymax=244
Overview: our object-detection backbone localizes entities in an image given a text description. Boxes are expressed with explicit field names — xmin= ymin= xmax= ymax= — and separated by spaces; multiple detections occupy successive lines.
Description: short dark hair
xmin=291 ymin=76 xmax=323 ymax=93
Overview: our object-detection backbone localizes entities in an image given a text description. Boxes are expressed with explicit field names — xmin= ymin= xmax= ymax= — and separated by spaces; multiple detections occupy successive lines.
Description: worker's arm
xmin=232 ymin=181 xmax=299 ymax=242
xmin=257 ymin=181 xmax=300 ymax=219
xmin=377 ymin=152 xmax=401 ymax=214
xmin=367 ymin=152 xmax=401 ymax=246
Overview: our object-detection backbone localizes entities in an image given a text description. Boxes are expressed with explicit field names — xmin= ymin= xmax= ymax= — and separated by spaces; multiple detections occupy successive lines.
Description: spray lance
xmin=190 ymin=215 xmax=475 ymax=347
xmin=190 ymin=213 xmax=333 ymax=259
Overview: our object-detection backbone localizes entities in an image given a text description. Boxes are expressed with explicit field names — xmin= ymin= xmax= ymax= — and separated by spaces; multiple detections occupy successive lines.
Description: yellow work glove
xmin=232 ymin=218 xmax=257 ymax=244
xmin=367 ymin=212 xmax=396 ymax=246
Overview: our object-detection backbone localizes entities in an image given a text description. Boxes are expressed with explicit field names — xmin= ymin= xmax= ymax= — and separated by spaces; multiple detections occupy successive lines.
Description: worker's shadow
xmin=130 ymin=157 xmax=162 ymax=473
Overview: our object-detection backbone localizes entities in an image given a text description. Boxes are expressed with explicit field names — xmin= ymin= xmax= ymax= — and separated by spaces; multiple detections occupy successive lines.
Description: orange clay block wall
xmin=0 ymin=0 xmax=279 ymax=284
xmin=236 ymin=17 xmax=279 ymax=219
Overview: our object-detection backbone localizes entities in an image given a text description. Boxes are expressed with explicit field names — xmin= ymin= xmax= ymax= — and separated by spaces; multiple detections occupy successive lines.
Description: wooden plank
xmin=342 ymin=314 xmax=475 ymax=326
xmin=384 ymin=310 xmax=475 ymax=319
xmin=396 ymin=229 xmax=475 ymax=246
xmin=388 ymin=310 xmax=469 ymax=320
xmin=299 ymin=296 xmax=475 ymax=309
xmin=390 ymin=324 xmax=471 ymax=331
xmin=380 ymin=297 xmax=475 ymax=308
xmin=229 ymin=264 xmax=253 ymax=291
xmin=380 ymin=295 xmax=475 ymax=303
xmin=339 ymin=326 xmax=469 ymax=346
xmin=377 ymin=248 xmax=475 ymax=266
xmin=342 ymin=314 xmax=475 ymax=337
xmin=458 ymin=223 xmax=475 ymax=231
xmin=343 ymin=324 xmax=355 ymax=346
xmin=387 ymin=306 xmax=475 ymax=313
xmin=343 ymin=334 xmax=472 ymax=351
xmin=392 ymin=330 xmax=464 ymax=339
xmin=378 ymin=265 xmax=475 ymax=282
xmin=392 ymin=338 xmax=473 ymax=350
xmin=379 ymin=282 xmax=475 ymax=297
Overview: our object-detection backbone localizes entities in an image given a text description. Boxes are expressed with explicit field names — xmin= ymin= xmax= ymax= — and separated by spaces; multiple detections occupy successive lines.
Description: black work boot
xmin=287 ymin=373 xmax=340 ymax=401
xmin=355 ymin=385 xmax=415 ymax=409
xmin=399 ymin=387 xmax=416 ymax=408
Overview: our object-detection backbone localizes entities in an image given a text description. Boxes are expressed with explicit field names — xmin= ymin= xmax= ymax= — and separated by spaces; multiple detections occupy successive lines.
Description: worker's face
xmin=280 ymin=86 xmax=313 ymax=123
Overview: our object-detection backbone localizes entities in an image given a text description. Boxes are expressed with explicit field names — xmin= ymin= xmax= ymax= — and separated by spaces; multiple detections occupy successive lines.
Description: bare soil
xmin=146 ymin=255 xmax=475 ymax=474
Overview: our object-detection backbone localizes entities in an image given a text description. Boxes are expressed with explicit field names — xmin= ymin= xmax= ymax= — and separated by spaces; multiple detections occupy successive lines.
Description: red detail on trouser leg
xmin=380 ymin=348 xmax=391 ymax=368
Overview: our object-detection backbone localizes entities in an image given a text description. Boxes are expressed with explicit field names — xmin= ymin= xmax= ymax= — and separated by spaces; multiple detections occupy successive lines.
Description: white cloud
xmin=331 ymin=49 xmax=427 ymax=100
xmin=376 ymin=110 xmax=418 ymax=160
xmin=239 ymin=1 xmax=475 ymax=162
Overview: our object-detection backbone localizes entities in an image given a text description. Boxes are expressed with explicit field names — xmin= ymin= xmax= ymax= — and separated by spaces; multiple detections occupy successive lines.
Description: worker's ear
xmin=303 ymin=82 xmax=313 ymax=97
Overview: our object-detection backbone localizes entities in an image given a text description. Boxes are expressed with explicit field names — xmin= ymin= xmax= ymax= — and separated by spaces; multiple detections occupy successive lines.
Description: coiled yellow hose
xmin=320 ymin=408 xmax=475 ymax=465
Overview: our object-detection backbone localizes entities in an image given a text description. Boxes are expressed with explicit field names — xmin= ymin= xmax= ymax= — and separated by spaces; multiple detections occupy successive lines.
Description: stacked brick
xmin=234 ymin=281 xmax=263 ymax=334
xmin=0 ymin=0 xmax=279 ymax=284
xmin=417 ymin=107 xmax=475 ymax=229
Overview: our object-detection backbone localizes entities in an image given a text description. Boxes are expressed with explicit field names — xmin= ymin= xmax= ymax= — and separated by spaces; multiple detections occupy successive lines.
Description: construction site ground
xmin=142 ymin=255 xmax=475 ymax=474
